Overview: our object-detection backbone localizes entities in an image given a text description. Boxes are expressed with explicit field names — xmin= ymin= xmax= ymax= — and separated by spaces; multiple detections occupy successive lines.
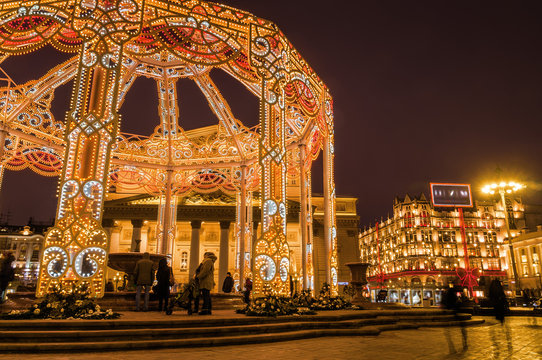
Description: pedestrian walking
xmin=0 ymin=252 xmax=15 ymax=303
xmin=155 ymin=258 xmax=171 ymax=312
xmin=196 ymin=252 xmax=217 ymax=315
xmin=222 ymin=272 xmax=234 ymax=293
xmin=134 ymin=252 xmax=154 ymax=311
xmin=489 ymin=278 xmax=507 ymax=324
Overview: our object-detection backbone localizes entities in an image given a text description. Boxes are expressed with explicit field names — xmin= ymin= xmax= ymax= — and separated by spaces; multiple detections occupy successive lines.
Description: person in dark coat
xmin=222 ymin=272 xmax=234 ymax=293
xmin=243 ymin=276 xmax=253 ymax=304
xmin=0 ymin=252 xmax=15 ymax=303
xmin=443 ymin=285 xmax=459 ymax=311
xmin=155 ymin=258 xmax=171 ymax=312
xmin=187 ymin=263 xmax=201 ymax=315
xmin=134 ymin=252 xmax=154 ymax=311
xmin=196 ymin=252 xmax=217 ymax=315
xmin=489 ymin=279 xmax=507 ymax=324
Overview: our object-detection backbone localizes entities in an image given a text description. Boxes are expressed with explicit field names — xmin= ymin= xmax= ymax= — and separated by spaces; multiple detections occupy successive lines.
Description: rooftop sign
xmin=430 ymin=183 xmax=472 ymax=207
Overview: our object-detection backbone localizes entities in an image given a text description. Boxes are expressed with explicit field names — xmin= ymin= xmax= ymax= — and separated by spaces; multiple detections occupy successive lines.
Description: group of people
xmin=134 ymin=251 xmax=251 ymax=315
xmin=0 ymin=252 xmax=15 ymax=303
xmin=443 ymin=279 xmax=508 ymax=324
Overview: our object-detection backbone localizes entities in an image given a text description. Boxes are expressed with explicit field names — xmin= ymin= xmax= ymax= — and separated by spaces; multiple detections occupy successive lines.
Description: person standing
xmin=134 ymin=252 xmax=154 ymax=312
xmin=489 ymin=278 xmax=507 ymax=324
xmin=196 ymin=252 xmax=217 ymax=315
xmin=155 ymin=258 xmax=171 ymax=312
xmin=222 ymin=272 xmax=234 ymax=293
xmin=243 ymin=276 xmax=253 ymax=304
xmin=0 ymin=252 xmax=15 ymax=303
xmin=187 ymin=263 xmax=201 ymax=315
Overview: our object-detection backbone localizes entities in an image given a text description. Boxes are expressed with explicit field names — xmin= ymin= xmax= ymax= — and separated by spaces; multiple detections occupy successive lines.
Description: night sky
xmin=1 ymin=0 xmax=541 ymax=227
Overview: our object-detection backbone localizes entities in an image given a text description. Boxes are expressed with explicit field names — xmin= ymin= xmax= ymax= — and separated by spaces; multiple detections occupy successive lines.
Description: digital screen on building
xmin=430 ymin=183 xmax=472 ymax=207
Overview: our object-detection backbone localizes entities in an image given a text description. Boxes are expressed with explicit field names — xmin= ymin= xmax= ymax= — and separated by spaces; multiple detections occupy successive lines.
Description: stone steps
xmin=0 ymin=310 xmax=483 ymax=353
xmin=0 ymin=318 xmax=396 ymax=343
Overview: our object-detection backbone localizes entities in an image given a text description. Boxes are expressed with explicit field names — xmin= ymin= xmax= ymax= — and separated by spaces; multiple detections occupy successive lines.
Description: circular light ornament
xmin=61 ymin=180 xmax=79 ymax=199
xmin=255 ymin=254 xmax=276 ymax=281
xmin=278 ymin=202 xmax=286 ymax=218
xmin=279 ymin=257 xmax=289 ymax=282
xmin=264 ymin=200 xmax=277 ymax=216
xmin=44 ymin=246 xmax=68 ymax=278
xmin=83 ymin=180 xmax=103 ymax=199
xmin=331 ymin=267 xmax=338 ymax=286
xmin=74 ymin=247 xmax=106 ymax=278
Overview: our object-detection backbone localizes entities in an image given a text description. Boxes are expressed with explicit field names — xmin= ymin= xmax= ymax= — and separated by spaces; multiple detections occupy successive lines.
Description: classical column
xmin=130 ymin=219 xmax=143 ymax=252
xmin=109 ymin=224 xmax=121 ymax=254
xmin=219 ymin=221 xmax=231 ymax=292
xmin=299 ymin=144 xmax=309 ymax=290
xmin=189 ymin=220 xmax=202 ymax=276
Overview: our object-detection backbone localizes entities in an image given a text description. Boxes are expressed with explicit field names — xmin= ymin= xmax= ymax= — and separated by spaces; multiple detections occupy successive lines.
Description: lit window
xmin=180 ymin=251 xmax=188 ymax=271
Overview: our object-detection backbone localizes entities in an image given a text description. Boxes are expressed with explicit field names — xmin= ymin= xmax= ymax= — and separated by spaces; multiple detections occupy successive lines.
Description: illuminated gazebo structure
xmin=0 ymin=0 xmax=337 ymax=297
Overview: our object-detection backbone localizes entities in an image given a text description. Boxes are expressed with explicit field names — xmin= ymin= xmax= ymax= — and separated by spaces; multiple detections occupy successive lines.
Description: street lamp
xmin=482 ymin=181 xmax=525 ymax=294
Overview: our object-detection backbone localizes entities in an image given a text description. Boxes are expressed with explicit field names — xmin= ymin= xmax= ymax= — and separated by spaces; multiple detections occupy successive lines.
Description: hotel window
xmin=469 ymin=259 xmax=482 ymax=270
xmin=532 ymin=248 xmax=540 ymax=275
xmin=31 ymin=245 xmax=40 ymax=261
xmin=466 ymin=232 xmax=478 ymax=244
xmin=18 ymin=245 xmax=27 ymax=261
xmin=180 ymin=251 xmax=188 ymax=271
xmin=442 ymin=243 xmax=457 ymax=257
xmin=486 ymin=258 xmax=500 ymax=270
xmin=406 ymin=232 xmax=417 ymax=243
xmin=405 ymin=212 xmax=413 ymax=228
xmin=420 ymin=211 xmax=429 ymax=227
xmin=420 ymin=230 xmax=431 ymax=242
xmin=438 ymin=230 xmax=456 ymax=243
xmin=483 ymin=231 xmax=497 ymax=243
xmin=486 ymin=244 xmax=499 ymax=257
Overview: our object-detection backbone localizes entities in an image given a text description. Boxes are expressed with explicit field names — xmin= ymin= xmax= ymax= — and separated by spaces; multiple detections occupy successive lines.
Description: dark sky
xmin=1 ymin=0 xmax=541 ymax=226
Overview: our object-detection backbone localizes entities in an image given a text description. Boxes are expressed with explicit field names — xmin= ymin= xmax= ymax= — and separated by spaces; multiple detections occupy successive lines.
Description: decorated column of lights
xmin=323 ymin=97 xmax=339 ymax=295
xmin=306 ymin=169 xmax=315 ymax=292
xmin=299 ymin=143 xmax=310 ymax=290
xmin=234 ymin=166 xmax=252 ymax=288
xmin=250 ymin=23 xmax=291 ymax=296
xmin=155 ymin=77 xmax=179 ymax=255
xmin=37 ymin=0 xmax=145 ymax=296
xmin=0 ymin=0 xmax=335 ymax=297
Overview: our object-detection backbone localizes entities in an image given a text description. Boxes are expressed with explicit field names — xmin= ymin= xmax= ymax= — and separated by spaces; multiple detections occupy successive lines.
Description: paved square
xmin=8 ymin=316 xmax=542 ymax=360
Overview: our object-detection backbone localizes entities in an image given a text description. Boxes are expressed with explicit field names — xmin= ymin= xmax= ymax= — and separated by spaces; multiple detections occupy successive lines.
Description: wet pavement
xmin=8 ymin=316 xmax=542 ymax=360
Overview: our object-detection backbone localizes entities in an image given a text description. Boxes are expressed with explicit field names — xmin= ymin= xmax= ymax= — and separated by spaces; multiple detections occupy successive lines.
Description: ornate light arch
xmin=0 ymin=0 xmax=336 ymax=297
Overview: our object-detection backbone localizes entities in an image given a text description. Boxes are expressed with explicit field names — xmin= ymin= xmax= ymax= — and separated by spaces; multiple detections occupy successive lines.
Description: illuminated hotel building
xmin=359 ymin=193 xmax=526 ymax=305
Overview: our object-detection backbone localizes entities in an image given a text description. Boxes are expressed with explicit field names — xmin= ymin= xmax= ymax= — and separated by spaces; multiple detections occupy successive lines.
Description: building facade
xmin=0 ymin=225 xmax=46 ymax=290
xmin=359 ymin=193 xmax=526 ymax=305
xmin=509 ymin=226 xmax=542 ymax=295
xmin=103 ymin=190 xmax=359 ymax=295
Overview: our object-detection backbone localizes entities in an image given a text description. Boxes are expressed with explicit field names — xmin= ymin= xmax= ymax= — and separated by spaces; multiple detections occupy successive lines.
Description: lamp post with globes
xmin=482 ymin=181 xmax=525 ymax=294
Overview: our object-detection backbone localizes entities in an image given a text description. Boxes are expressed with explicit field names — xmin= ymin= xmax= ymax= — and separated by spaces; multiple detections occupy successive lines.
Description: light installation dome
xmin=0 ymin=0 xmax=337 ymax=297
